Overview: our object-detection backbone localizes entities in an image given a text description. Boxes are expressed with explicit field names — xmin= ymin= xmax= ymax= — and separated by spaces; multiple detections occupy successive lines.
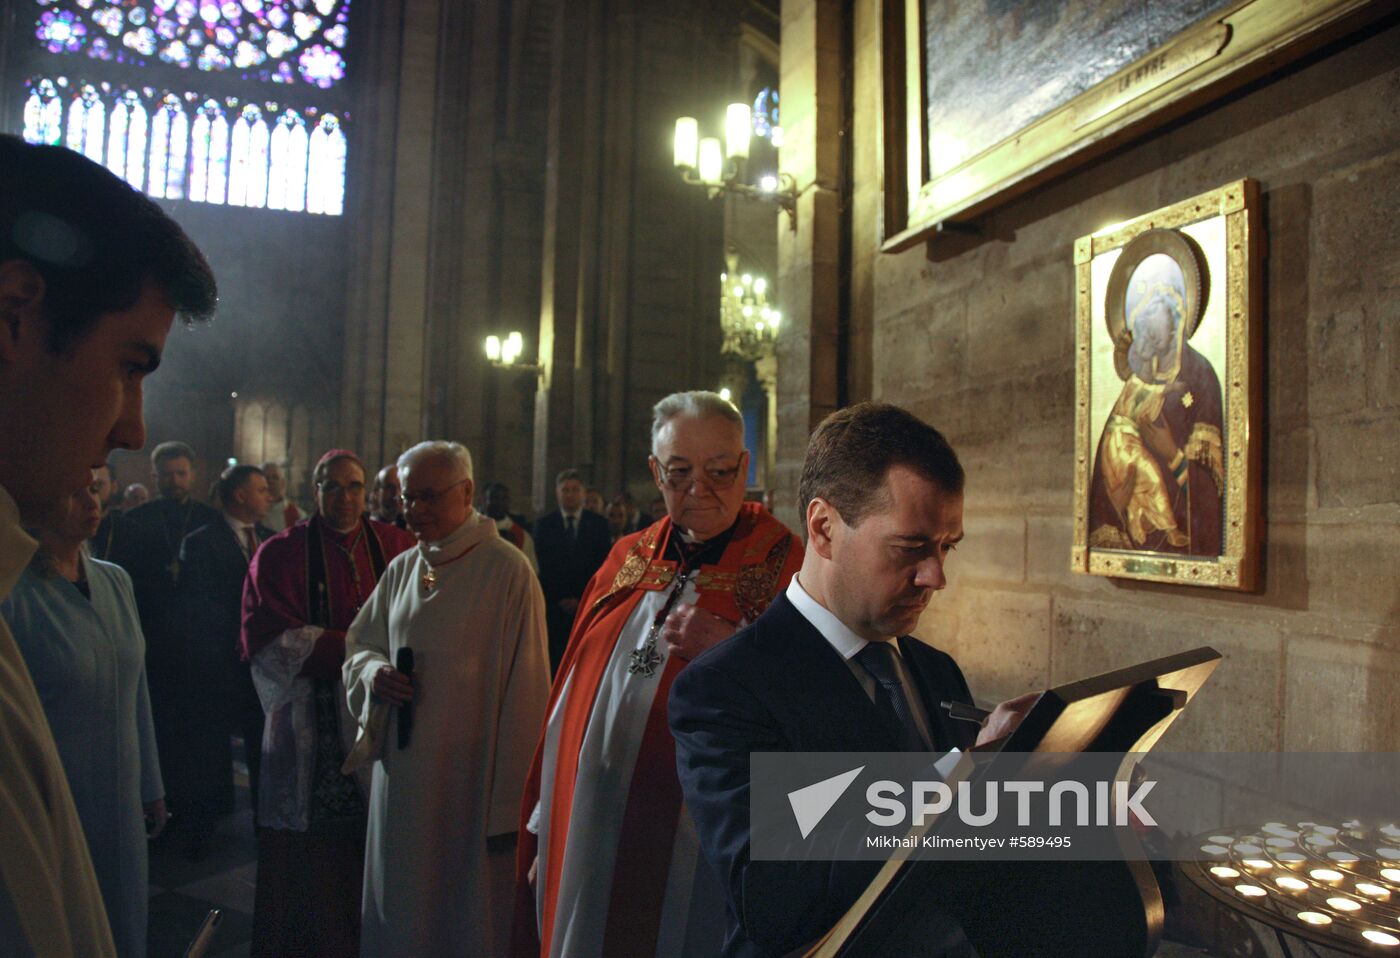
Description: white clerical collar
xmin=786 ymin=573 xmax=895 ymax=662
xmin=0 ymin=482 xmax=38 ymax=600
xmin=675 ymin=526 xmax=703 ymax=545
xmin=493 ymin=515 xmax=514 ymax=531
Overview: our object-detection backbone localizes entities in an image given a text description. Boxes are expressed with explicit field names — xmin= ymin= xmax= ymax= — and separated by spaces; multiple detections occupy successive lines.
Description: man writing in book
xmin=670 ymin=402 xmax=1035 ymax=958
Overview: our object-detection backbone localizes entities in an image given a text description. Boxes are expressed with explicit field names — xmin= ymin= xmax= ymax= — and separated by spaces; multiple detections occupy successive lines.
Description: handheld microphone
xmin=395 ymin=647 xmax=414 ymax=749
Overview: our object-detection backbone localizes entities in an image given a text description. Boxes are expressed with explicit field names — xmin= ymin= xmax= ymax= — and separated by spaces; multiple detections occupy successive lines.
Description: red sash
xmin=512 ymin=502 xmax=802 ymax=957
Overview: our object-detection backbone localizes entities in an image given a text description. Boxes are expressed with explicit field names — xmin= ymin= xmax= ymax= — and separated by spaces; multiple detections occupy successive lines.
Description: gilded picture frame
xmin=879 ymin=0 xmax=1385 ymax=252
xmin=1072 ymin=179 xmax=1261 ymax=591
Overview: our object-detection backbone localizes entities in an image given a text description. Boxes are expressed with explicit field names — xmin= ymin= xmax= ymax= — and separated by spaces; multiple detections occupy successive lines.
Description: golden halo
xmin=1105 ymin=228 xmax=1207 ymax=381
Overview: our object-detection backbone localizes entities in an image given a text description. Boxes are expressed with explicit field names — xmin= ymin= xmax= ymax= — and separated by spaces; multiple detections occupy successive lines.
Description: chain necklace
xmin=326 ymin=522 xmax=369 ymax=612
xmin=624 ymin=529 xmax=728 ymax=678
xmin=421 ymin=542 xmax=481 ymax=595
xmin=161 ymin=499 xmax=196 ymax=581
xmin=626 ymin=568 xmax=694 ymax=678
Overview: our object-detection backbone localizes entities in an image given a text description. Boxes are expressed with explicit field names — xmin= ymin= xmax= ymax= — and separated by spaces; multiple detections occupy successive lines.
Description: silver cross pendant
xmin=627 ymin=640 xmax=663 ymax=677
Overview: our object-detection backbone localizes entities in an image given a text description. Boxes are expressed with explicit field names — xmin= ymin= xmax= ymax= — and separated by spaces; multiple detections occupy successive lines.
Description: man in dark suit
xmin=175 ymin=464 xmax=274 ymax=855
xmin=670 ymin=403 xmax=1035 ymax=958
xmin=533 ymin=467 xmax=612 ymax=671
xmin=613 ymin=489 xmax=650 ymax=534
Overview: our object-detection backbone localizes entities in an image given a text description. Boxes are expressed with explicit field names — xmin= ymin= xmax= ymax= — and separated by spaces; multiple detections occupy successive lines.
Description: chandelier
xmin=719 ymin=249 xmax=781 ymax=362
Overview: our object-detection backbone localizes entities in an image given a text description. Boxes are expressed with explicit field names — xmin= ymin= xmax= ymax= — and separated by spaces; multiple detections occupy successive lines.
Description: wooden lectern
xmin=806 ymin=646 xmax=1222 ymax=958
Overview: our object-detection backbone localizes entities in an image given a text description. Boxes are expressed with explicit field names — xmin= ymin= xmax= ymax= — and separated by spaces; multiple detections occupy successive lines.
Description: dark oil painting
xmin=923 ymin=0 xmax=1235 ymax=178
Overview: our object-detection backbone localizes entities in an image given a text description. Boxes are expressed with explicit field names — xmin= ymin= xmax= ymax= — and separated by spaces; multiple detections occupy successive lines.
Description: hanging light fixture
xmin=719 ymin=249 xmax=780 ymax=363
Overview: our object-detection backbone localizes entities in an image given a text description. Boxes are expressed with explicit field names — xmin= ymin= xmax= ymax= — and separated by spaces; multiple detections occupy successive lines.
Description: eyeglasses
xmin=655 ymin=458 xmax=745 ymax=491
xmin=317 ymin=481 xmax=366 ymax=497
xmin=402 ymin=478 xmax=468 ymax=509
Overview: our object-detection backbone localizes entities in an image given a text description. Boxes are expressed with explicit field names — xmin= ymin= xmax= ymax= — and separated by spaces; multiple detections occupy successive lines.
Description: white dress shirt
xmin=785 ymin=573 xmax=936 ymax=748
xmin=224 ymin=512 xmax=258 ymax=561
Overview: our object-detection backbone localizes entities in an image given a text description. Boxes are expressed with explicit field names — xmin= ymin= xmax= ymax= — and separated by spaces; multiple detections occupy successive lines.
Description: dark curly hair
xmin=0 ymin=134 xmax=217 ymax=353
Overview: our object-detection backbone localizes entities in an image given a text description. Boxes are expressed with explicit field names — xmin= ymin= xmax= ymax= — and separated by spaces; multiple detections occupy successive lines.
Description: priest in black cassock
xmin=123 ymin=440 xmax=221 ymax=854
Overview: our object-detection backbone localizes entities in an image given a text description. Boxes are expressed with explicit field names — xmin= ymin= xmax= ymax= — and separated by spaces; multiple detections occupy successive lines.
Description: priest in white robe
xmin=344 ymin=440 xmax=551 ymax=958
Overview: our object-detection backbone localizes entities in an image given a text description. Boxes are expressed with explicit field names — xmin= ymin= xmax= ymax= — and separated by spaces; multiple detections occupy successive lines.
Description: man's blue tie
xmin=856 ymin=641 xmax=929 ymax=751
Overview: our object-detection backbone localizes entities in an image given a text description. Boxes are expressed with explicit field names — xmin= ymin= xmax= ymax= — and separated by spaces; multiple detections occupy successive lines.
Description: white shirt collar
xmin=493 ymin=515 xmax=514 ymax=531
xmin=786 ymin=573 xmax=881 ymax=662
xmin=560 ymin=508 xmax=581 ymax=523
xmin=225 ymin=512 xmax=255 ymax=536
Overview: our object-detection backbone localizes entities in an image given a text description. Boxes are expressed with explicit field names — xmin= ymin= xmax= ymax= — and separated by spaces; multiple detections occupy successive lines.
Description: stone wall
xmin=839 ymin=11 xmax=1400 ymax=750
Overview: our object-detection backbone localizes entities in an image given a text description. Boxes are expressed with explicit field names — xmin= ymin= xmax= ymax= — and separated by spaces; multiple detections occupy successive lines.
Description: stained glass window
xmin=752 ymin=87 xmax=779 ymax=139
xmin=20 ymin=75 xmax=346 ymax=215
xmin=306 ymin=113 xmax=344 ymax=215
xmin=64 ymin=82 xmax=105 ymax=162
xmin=30 ymin=0 xmax=352 ymax=90
xmin=22 ymin=78 xmax=65 ymax=144
xmin=267 ymin=107 xmax=308 ymax=211
xmin=16 ymin=0 xmax=351 ymax=216
xmin=189 ymin=98 xmax=229 ymax=203
xmin=228 ymin=103 xmax=270 ymax=207
xmin=148 ymin=93 xmax=190 ymax=199
xmin=106 ymin=90 xmax=148 ymax=189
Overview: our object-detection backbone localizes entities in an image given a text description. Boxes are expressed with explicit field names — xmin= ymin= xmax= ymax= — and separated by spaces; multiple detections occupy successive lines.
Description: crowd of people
xmin=0 ymin=133 xmax=1035 ymax=958
xmin=20 ymin=424 xmax=694 ymax=952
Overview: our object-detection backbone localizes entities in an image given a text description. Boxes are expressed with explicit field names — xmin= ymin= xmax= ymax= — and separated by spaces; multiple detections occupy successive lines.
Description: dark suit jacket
xmin=669 ymin=591 xmax=978 ymax=958
xmin=89 ymin=510 xmax=138 ymax=566
xmin=179 ymin=519 xmax=273 ymax=713
xmin=532 ymin=509 xmax=612 ymax=605
xmin=124 ymin=497 xmax=223 ymax=637
xmin=125 ymin=498 xmax=223 ymax=756
xmin=146 ymin=517 xmax=268 ymax=815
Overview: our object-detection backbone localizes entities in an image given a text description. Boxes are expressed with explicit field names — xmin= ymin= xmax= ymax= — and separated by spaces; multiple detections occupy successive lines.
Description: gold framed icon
xmin=1072 ymin=179 xmax=1261 ymax=590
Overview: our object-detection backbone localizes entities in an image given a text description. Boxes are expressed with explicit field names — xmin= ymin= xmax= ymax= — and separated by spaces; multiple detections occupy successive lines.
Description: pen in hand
xmin=940 ymin=700 xmax=991 ymax=724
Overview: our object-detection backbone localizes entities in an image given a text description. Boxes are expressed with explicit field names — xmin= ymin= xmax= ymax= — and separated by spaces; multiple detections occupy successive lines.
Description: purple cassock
xmin=239 ymin=513 xmax=416 ymax=958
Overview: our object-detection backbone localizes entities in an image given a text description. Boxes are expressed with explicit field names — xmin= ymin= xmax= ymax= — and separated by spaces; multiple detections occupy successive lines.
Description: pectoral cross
xmin=421 ymin=568 xmax=437 ymax=594
xmin=627 ymin=643 xmax=663 ymax=677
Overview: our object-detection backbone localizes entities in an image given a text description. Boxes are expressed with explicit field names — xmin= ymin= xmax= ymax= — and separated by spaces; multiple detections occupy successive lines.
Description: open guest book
xmin=804 ymin=646 xmax=1222 ymax=958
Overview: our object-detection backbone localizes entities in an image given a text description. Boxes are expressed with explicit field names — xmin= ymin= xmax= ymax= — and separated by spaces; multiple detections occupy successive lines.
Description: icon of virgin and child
xmin=1088 ymin=236 xmax=1225 ymax=557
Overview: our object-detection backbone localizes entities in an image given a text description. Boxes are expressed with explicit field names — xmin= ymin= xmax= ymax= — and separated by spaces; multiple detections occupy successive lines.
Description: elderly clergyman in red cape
xmin=514 ymin=391 xmax=804 ymax=958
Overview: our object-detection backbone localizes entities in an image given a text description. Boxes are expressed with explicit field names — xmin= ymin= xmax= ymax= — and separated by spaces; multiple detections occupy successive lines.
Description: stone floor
xmin=146 ymin=765 xmax=256 ymax=957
